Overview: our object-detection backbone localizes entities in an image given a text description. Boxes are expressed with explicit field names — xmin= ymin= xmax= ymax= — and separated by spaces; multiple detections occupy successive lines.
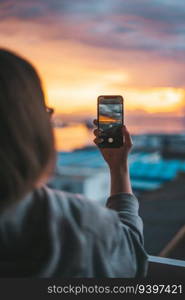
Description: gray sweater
xmin=0 ymin=186 xmax=148 ymax=277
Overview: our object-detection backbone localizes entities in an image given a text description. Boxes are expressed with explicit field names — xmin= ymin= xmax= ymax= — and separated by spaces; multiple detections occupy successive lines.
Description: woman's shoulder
xmin=38 ymin=185 xmax=118 ymax=234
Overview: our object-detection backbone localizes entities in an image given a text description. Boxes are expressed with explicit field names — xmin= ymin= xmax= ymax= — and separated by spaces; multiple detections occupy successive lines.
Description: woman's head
xmin=0 ymin=49 xmax=56 ymax=208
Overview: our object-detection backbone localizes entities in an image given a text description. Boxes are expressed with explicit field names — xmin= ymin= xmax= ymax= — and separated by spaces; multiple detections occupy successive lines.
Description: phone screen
xmin=98 ymin=96 xmax=123 ymax=148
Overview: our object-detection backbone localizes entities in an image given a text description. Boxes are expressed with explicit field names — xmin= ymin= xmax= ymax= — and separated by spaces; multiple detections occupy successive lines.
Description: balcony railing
xmin=147 ymin=256 xmax=185 ymax=278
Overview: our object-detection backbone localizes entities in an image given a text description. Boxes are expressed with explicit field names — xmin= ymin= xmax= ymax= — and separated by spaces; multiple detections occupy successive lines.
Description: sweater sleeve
xmin=104 ymin=192 xmax=148 ymax=277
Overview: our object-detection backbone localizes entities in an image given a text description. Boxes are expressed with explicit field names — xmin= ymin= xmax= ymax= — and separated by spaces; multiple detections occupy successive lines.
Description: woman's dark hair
xmin=0 ymin=49 xmax=56 ymax=209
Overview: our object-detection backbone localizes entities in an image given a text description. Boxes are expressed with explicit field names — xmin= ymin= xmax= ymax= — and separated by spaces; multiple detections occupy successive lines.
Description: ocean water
xmin=54 ymin=118 xmax=185 ymax=151
xmin=54 ymin=124 xmax=94 ymax=151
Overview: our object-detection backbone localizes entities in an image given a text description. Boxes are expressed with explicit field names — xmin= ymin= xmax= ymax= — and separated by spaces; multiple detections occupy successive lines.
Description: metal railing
xmin=147 ymin=256 xmax=185 ymax=278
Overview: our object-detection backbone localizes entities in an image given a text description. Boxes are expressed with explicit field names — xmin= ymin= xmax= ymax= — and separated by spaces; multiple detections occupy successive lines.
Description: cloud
xmin=1 ymin=0 xmax=185 ymax=30
xmin=1 ymin=1 xmax=185 ymax=57
xmin=0 ymin=0 xmax=184 ymax=88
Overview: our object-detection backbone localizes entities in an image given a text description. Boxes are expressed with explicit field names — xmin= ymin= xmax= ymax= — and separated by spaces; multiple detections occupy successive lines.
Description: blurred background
xmin=0 ymin=0 xmax=185 ymax=260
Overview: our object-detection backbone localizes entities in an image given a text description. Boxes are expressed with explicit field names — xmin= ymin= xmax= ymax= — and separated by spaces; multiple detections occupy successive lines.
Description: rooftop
xmin=56 ymin=149 xmax=185 ymax=191
xmin=139 ymin=173 xmax=185 ymax=256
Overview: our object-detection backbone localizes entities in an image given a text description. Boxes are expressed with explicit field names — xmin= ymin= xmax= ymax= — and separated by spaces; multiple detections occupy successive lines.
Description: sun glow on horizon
xmin=45 ymin=82 xmax=184 ymax=115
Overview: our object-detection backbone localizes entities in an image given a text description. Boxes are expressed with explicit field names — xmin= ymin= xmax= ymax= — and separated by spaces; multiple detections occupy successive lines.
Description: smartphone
xmin=97 ymin=95 xmax=124 ymax=148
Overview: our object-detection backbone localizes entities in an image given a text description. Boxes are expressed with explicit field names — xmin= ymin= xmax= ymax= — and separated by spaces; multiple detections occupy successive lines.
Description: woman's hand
xmin=93 ymin=120 xmax=133 ymax=195
xmin=93 ymin=120 xmax=133 ymax=171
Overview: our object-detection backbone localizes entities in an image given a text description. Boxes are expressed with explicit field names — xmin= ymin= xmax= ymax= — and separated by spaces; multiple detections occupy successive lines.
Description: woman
xmin=0 ymin=49 xmax=148 ymax=277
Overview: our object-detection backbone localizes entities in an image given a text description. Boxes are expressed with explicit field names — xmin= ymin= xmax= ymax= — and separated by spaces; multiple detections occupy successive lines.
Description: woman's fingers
xmin=93 ymin=119 xmax=98 ymax=125
xmin=93 ymin=129 xmax=98 ymax=136
xmin=93 ymin=129 xmax=102 ymax=137
xmin=93 ymin=120 xmax=132 ymax=147
xmin=93 ymin=137 xmax=104 ymax=145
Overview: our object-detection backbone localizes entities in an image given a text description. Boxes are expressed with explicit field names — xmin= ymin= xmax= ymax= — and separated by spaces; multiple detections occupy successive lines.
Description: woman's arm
xmin=109 ymin=163 xmax=132 ymax=195
xmin=93 ymin=122 xmax=133 ymax=195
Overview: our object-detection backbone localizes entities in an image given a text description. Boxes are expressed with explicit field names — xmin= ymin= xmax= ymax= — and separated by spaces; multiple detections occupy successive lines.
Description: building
xmin=48 ymin=147 xmax=185 ymax=198
xmin=49 ymin=165 xmax=109 ymax=203
xmin=48 ymin=149 xmax=110 ymax=203
xmin=139 ymin=174 xmax=185 ymax=257
xmin=132 ymin=133 xmax=185 ymax=159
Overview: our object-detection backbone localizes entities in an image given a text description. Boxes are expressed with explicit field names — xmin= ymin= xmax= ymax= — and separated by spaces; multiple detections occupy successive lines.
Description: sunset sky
xmin=0 ymin=0 xmax=185 ymax=120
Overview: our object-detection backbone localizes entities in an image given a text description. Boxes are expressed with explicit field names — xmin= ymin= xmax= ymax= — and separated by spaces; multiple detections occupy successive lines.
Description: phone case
xmin=97 ymin=95 xmax=124 ymax=148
